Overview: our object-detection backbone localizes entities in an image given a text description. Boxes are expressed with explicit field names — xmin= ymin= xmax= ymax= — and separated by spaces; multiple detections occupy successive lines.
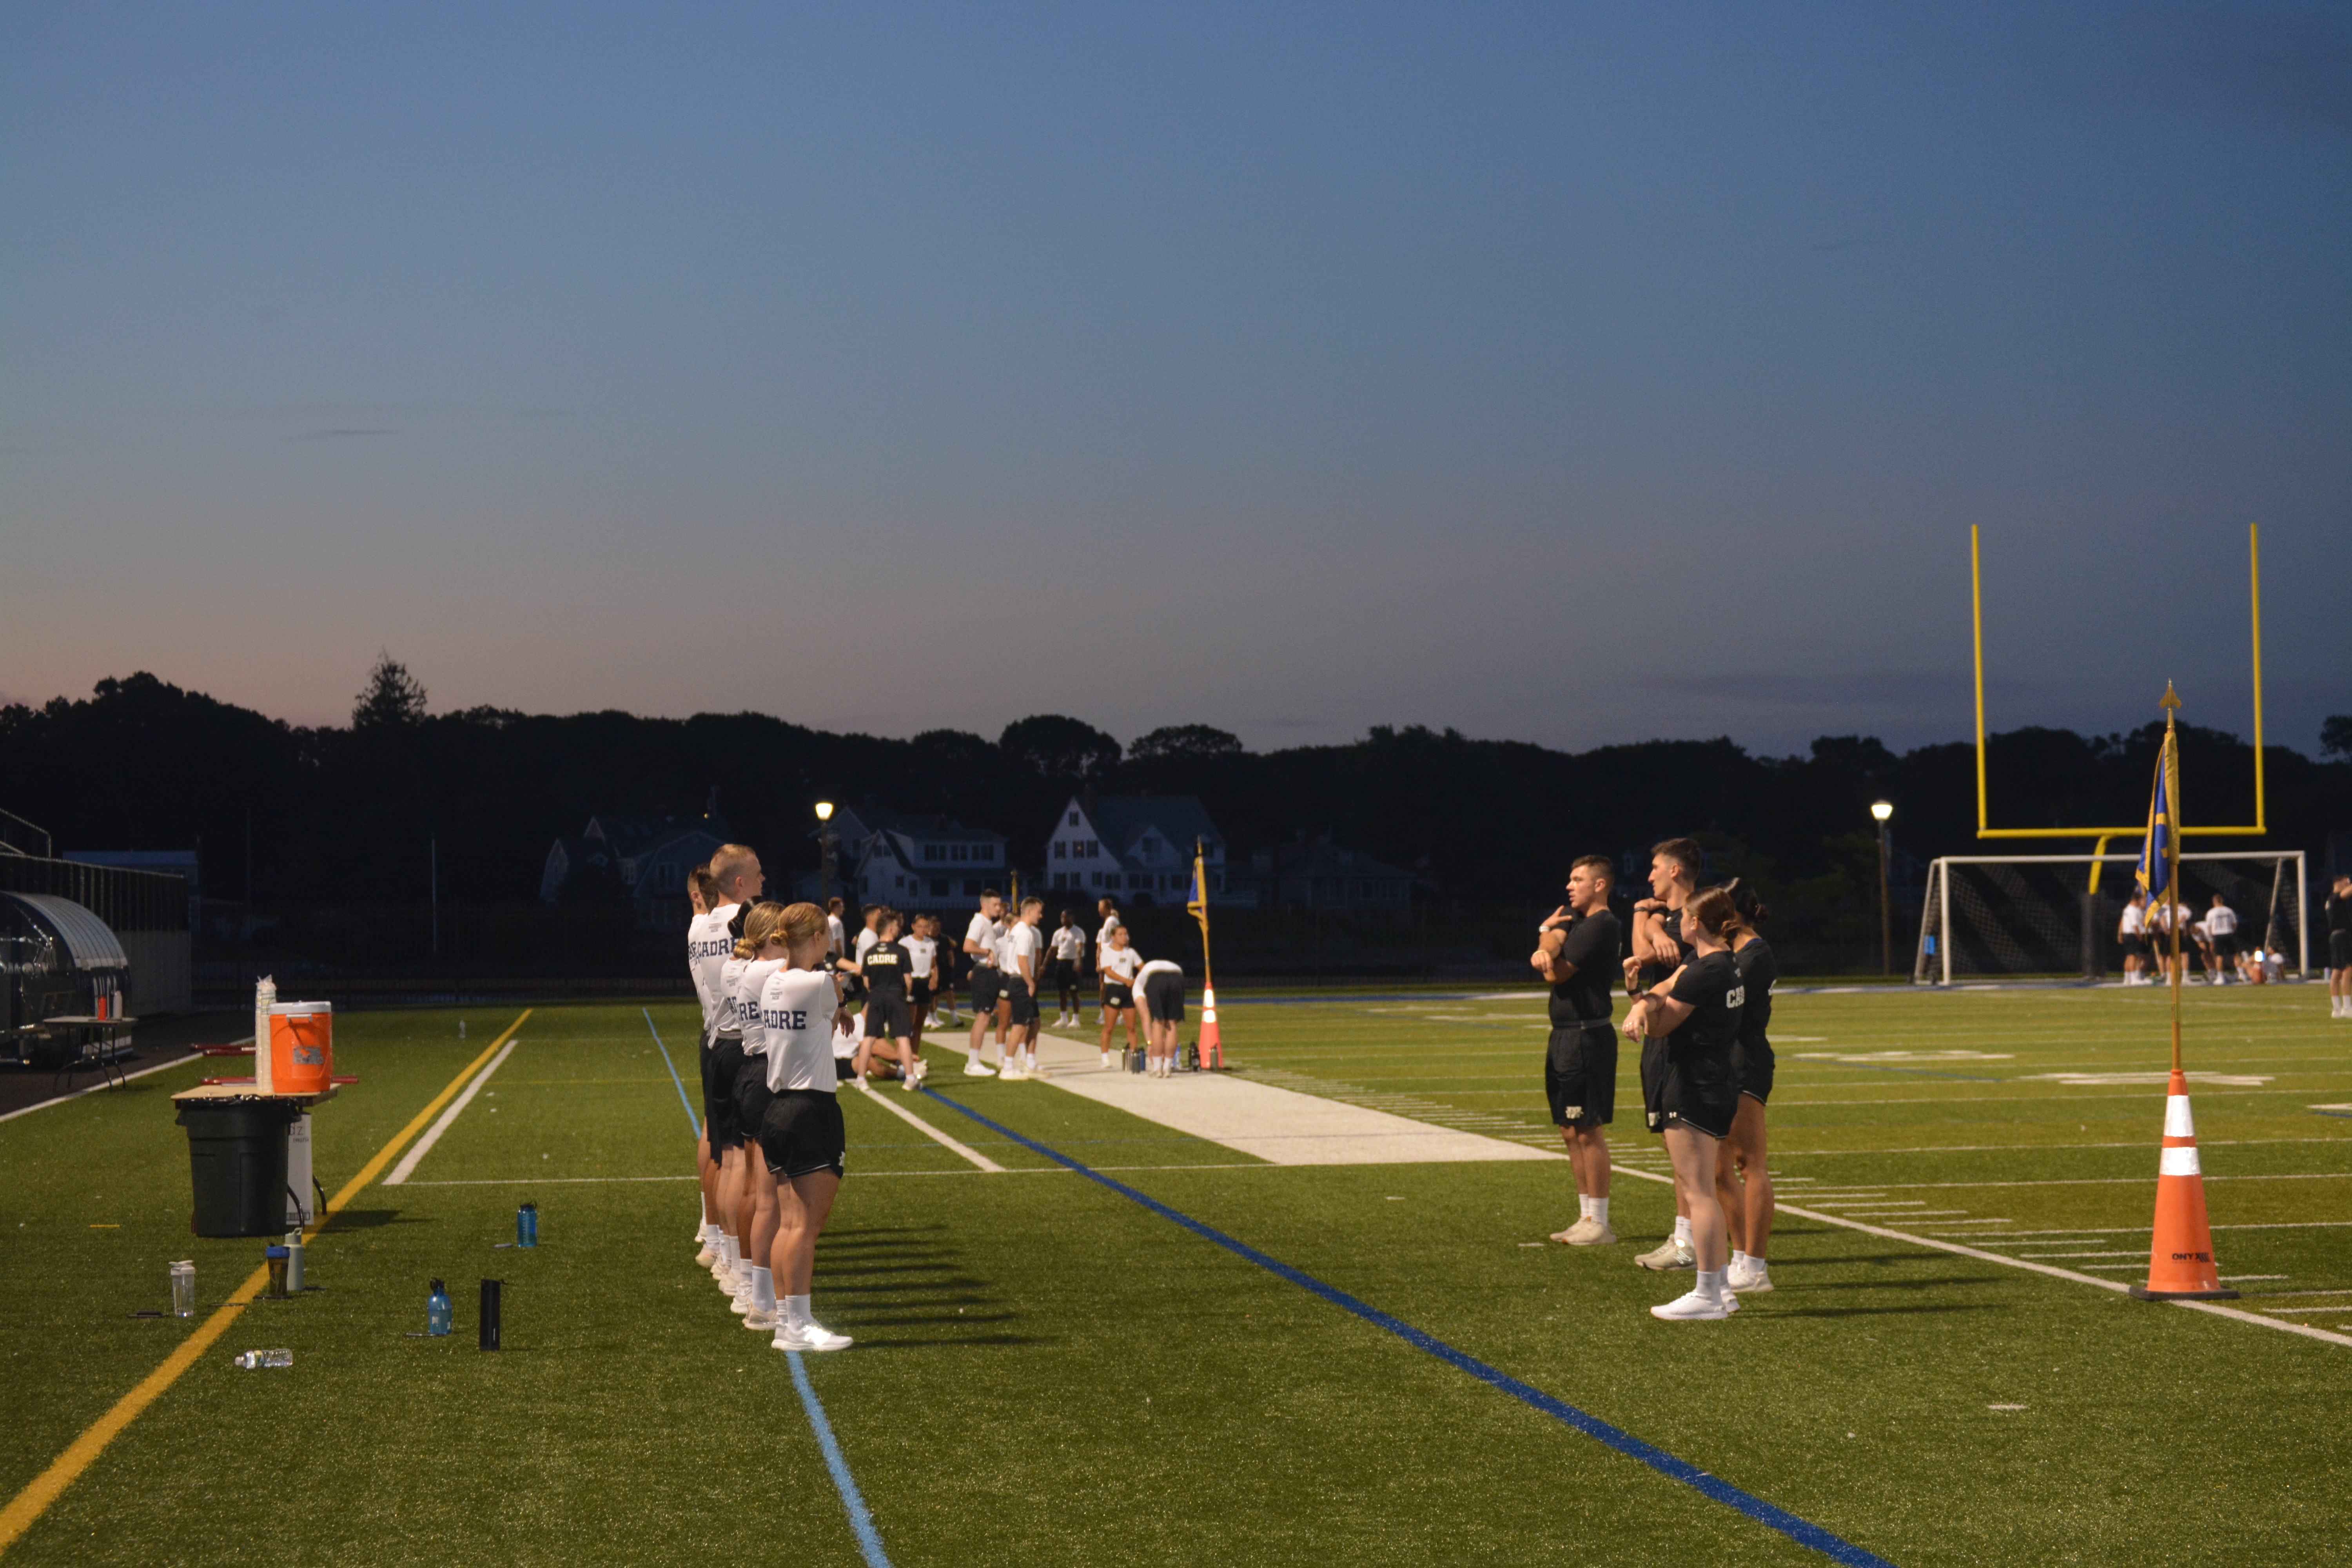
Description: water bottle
xmin=517 ymin=1202 xmax=537 ymax=1249
xmin=427 ymin=1279 xmax=452 ymax=1337
xmin=265 ymin=1245 xmax=290 ymax=1299
xmin=169 ymin=1260 xmax=195 ymax=1318
xmin=459 ymin=1019 xmax=467 ymax=1040
xmin=234 ymin=1349 xmax=293 ymax=1369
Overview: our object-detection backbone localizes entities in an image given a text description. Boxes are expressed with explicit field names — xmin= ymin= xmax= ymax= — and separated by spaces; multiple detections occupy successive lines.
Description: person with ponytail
xmin=1622 ymin=885 xmax=1746 ymax=1321
xmin=724 ymin=903 xmax=793 ymax=1330
xmin=756 ymin=902 xmax=857 ymax=1351
xmin=1716 ymin=879 xmax=1778 ymax=1296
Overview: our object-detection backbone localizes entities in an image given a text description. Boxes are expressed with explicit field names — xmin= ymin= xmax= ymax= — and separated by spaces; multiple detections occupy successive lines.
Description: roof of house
xmin=1080 ymin=796 xmax=1224 ymax=855
xmin=853 ymin=804 xmax=1005 ymax=844
xmin=586 ymin=814 xmax=733 ymax=857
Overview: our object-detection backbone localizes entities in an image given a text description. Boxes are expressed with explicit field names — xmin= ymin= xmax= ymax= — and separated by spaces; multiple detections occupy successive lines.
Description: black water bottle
xmin=479 ymin=1279 xmax=502 ymax=1350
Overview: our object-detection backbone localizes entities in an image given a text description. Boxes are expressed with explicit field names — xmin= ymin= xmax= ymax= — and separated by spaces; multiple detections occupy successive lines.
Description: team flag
xmin=1186 ymin=850 xmax=1211 ymax=936
xmin=1186 ymin=840 xmax=1223 ymax=1068
xmin=2133 ymin=722 xmax=2180 ymax=906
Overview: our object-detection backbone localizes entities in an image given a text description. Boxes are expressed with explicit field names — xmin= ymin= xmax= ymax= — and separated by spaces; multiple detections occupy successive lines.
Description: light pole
xmin=815 ymin=801 xmax=836 ymax=908
xmin=1871 ymin=800 xmax=1894 ymax=976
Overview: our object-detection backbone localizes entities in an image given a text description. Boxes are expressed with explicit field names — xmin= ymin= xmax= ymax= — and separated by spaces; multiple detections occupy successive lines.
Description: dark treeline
xmin=2 ymin=666 xmax=2345 ymax=922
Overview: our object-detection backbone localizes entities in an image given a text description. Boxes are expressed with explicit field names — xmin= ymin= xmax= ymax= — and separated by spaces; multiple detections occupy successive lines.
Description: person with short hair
xmin=1134 ymin=955 xmax=1187 ymax=1077
xmin=1096 ymin=924 xmax=1143 ymax=1068
xmin=996 ymin=897 xmax=1047 ymax=1079
xmin=904 ymin=913 xmax=942 ymax=1040
xmin=844 ymin=909 xmax=925 ymax=1091
xmin=2327 ymin=874 xmax=2352 ymax=1020
xmin=1096 ymin=898 xmax=1124 ymax=1024
xmin=1626 ymin=837 xmax=1702 ymax=1272
xmin=2200 ymin=893 xmax=2238 ymax=985
xmin=692 ymin=845 xmax=765 ymax=1292
xmin=962 ymin=890 xmax=1005 ymax=1075
xmin=1622 ymin=886 xmax=1746 ymax=1321
xmin=2118 ymin=892 xmax=2150 ymax=986
xmin=755 ymin=901 xmax=856 ymax=1351
xmin=1532 ymin=855 xmax=1621 ymax=1246
xmin=1717 ymin=879 xmax=1777 ymax=1295
xmin=1049 ymin=910 xmax=1088 ymax=1027
xmin=727 ymin=902 xmax=793 ymax=1330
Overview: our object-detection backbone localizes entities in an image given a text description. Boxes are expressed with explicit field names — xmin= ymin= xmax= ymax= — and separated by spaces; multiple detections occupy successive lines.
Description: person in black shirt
xmin=1623 ymin=886 xmax=1746 ymax=1321
xmin=1532 ymin=855 xmax=1624 ymax=1246
xmin=842 ymin=910 xmax=926 ymax=1091
xmin=1625 ymin=837 xmax=1702 ymax=1272
xmin=1715 ymin=879 xmax=1778 ymax=1295
xmin=2328 ymin=873 xmax=2352 ymax=1020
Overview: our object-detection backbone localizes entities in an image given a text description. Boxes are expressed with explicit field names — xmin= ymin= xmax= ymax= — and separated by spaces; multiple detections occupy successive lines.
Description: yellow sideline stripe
xmin=0 ymin=1009 xmax=532 ymax=1557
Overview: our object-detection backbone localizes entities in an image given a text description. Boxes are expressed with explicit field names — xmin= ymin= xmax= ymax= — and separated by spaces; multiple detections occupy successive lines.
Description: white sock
xmin=1592 ymin=1198 xmax=1610 ymax=1227
xmin=722 ymin=1235 xmax=740 ymax=1269
xmin=1747 ymin=1256 xmax=1768 ymax=1278
xmin=1673 ymin=1216 xmax=1692 ymax=1247
xmin=783 ymin=1293 xmax=811 ymax=1328
xmin=1578 ymin=1195 xmax=1594 ymax=1221
xmin=752 ymin=1266 xmax=776 ymax=1310
xmin=1696 ymin=1268 xmax=1724 ymax=1304
xmin=1731 ymin=1250 xmax=1753 ymax=1270
xmin=699 ymin=1221 xmax=718 ymax=1243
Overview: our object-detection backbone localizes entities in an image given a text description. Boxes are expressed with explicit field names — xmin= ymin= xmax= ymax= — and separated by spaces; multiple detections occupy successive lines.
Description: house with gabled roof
xmin=813 ymin=804 xmax=1009 ymax=912
xmin=541 ymin=813 xmax=730 ymax=927
xmin=1046 ymin=795 xmax=1226 ymax=906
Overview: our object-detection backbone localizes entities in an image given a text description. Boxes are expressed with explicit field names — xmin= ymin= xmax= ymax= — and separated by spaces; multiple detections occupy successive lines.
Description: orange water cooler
xmin=253 ymin=981 xmax=334 ymax=1096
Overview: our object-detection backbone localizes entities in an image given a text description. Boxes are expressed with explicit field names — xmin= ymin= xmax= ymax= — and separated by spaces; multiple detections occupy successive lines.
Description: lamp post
xmin=1870 ymin=800 xmax=1895 ymax=976
xmin=815 ymin=801 xmax=836 ymax=909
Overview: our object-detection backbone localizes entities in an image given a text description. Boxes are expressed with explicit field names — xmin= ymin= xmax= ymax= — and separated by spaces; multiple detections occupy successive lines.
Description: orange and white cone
xmin=1198 ymin=988 xmax=1223 ymax=1069
xmin=2129 ymin=1070 xmax=2239 ymax=1301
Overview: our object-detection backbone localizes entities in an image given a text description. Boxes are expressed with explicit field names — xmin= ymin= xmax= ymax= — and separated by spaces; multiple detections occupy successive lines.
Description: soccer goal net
xmin=1913 ymin=852 xmax=2308 ymax=984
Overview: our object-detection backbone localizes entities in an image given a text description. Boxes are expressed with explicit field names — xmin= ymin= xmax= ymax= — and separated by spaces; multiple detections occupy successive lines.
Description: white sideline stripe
xmin=1607 ymin=1162 xmax=2352 ymax=1352
xmin=855 ymin=1087 xmax=1005 ymax=1172
xmin=405 ymin=1175 xmax=701 ymax=1185
xmin=383 ymin=1039 xmax=518 ymax=1185
xmin=0 ymin=1039 xmax=241 ymax=1124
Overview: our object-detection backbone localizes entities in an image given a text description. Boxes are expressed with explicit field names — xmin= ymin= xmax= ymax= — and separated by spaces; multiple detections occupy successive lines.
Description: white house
xmin=1046 ymin=795 xmax=1226 ymax=905
xmin=812 ymin=804 xmax=1009 ymax=912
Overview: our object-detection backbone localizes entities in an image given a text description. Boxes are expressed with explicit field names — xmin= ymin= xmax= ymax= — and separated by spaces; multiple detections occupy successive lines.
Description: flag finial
xmin=2160 ymin=682 xmax=2182 ymax=711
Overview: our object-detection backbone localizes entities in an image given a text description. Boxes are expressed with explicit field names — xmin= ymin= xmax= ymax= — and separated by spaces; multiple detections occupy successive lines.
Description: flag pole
xmin=2161 ymin=684 xmax=2182 ymax=1075
xmin=1189 ymin=837 xmax=1223 ymax=1069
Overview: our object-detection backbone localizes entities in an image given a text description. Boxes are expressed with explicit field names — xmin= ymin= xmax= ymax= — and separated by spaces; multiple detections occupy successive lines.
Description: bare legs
xmin=1562 ymin=1122 xmax=1611 ymax=1207
xmin=1713 ymin=1096 xmax=1773 ymax=1260
xmin=1661 ymin=1124 xmax=1726 ymax=1274
xmin=770 ymin=1169 xmax=842 ymax=1298
xmin=1099 ymin=1006 xmax=1137 ymax=1056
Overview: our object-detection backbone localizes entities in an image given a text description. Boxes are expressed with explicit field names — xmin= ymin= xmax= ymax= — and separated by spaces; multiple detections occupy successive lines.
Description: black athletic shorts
xmin=835 ymin=1056 xmax=857 ymax=1082
xmin=733 ymin=1053 xmax=774 ymax=1138
xmin=2332 ymin=930 xmax=2352 ymax=969
xmin=2120 ymin=934 xmax=2147 ymax=958
xmin=697 ymin=1029 xmax=716 ymax=1131
xmin=2209 ymin=935 xmax=2238 ymax=960
xmin=706 ymin=1034 xmax=748 ymax=1151
xmin=1544 ymin=1022 xmax=1616 ymax=1128
xmin=911 ymin=977 xmax=933 ymax=1011
xmin=865 ymin=996 xmax=914 ymax=1039
xmin=1731 ymin=1039 xmax=1775 ymax=1105
xmin=1102 ymin=982 xmax=1134 ymax=1011
xmin=972 ymin=967 xmax=1002 ymax=1014
xmin=1142 ymin=971 xmax=1185 ymax=1022
xmin=1640 ymin=1036 xmax=1738 ymax=1140
xmin=1002 ymin=975 xmax=1038 ymax=1027
xmin=759 ymin=1089 xmax=846 ymax=1180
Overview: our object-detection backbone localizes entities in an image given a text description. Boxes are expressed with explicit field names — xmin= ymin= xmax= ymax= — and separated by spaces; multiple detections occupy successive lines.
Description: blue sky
xmin=4 ymin=3 xmax=2346 ymax=754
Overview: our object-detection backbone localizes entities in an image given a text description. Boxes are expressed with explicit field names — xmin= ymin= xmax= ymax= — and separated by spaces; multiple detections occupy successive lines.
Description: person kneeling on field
xmin=755 ymin=902 xmax=857 ymax=1352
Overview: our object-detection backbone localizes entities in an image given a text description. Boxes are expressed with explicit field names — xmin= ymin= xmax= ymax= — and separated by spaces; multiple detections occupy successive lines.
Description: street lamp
xmin=815 ymin=802 xmax=837 ymax=909
xmin=1870 ymin=801 xmax=1894 ymax=976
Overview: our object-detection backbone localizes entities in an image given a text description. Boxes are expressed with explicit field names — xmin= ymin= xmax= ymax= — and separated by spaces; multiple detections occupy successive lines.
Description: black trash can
xmin=178 ymin=1101 xmax=299 ymax=1237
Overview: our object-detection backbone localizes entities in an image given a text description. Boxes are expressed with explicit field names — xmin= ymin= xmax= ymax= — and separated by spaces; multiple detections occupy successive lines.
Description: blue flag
xmin=2134 ymin=730 xmax=2178 ymax=903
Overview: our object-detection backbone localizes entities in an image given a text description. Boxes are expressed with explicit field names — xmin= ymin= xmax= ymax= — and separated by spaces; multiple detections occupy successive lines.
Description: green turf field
xmin=4 ymin=982 xmax=2347 ymax=1566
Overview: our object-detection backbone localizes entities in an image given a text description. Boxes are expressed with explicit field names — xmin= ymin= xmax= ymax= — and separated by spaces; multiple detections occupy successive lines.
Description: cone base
xmin=2128 ymin=1286 xmax=2239 ymax=1301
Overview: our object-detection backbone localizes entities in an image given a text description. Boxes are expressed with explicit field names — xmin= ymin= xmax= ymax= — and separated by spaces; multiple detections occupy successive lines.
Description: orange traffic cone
xmin=1198 ymin=987 xmax=1223 ymax=1070
xmin=2129 ymin=1070 xmax=2238 ymax=1301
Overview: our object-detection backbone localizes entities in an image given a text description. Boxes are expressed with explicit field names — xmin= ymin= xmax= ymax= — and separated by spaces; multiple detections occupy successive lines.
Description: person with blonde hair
xmin=726 ymin=902 xmax=793 ymax=1330
xmin=1096 ymin=923 xmax=1143 ymax=1068
xmin=756 ymin=901 xmax=857 ymax=1351
xmin=689 ymin=846 xmax=762 ymax=1281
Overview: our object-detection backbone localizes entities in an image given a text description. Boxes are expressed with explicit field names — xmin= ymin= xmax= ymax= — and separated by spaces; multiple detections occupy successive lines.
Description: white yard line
xmin=384 ymin=1038 xmax=519 ymax=1185
xmin=0 ymin=1041 xmax=235 ymax=1124
xmin=404 ymin=1175 xmax=699 ymax=1185
xmin=855 ymin=1085 xmax=1005 ymax=1172
xmin=1606 ymin=1161 xmax=2352 ymax=1352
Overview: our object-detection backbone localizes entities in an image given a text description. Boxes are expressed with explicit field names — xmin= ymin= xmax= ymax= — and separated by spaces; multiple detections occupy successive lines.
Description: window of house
xmin=657 ymin=863 xmax=679 ymax=891
xmin=930 ymin=880 xmax=947 ymax=896
xmin=1053 ymin=840 xmax=1066 ymax=859
xmin=1067 ymin=810 xmax=1080 ymax=826
xmin=951 ymin=845 xmax=966 ymax=862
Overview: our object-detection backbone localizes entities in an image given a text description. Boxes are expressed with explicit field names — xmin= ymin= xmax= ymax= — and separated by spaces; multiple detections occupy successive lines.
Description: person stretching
xmin=1134 ymin=955 xmax=1187 ymax=1076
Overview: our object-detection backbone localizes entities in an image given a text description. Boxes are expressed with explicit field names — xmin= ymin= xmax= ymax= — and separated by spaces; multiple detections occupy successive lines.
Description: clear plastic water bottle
xmin=517 ymin=1202 xmax=537 ymax=1248
xmin=427 ymin=1279 xmax=452 ymax=1337
xmin=235 ymin=1349 xmax=293 ymax=1369
xmin=459 ymin=1019 xmax=467 ymax=1040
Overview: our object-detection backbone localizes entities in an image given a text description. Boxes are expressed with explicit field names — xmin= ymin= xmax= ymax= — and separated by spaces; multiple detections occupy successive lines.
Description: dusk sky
xmin=4 ymin=4 xmax=2346 ymax=756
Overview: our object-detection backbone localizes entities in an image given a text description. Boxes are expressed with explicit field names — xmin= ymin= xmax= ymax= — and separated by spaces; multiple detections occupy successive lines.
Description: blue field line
xmin=786 ymin=1349 xmax=895 ymax=1568
xmin=641 ymin=1008 xmax=702 ymax=1136
xmin=920 ymin=1087 xmax=1899 ymax=1568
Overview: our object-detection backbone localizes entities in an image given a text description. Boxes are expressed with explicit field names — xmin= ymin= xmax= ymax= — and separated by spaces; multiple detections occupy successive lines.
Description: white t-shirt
xmin=904 ymin=935 xmax=937 ymax=980
xmin=1004 ymin=921 xmax=1042 ymax=982
xmin=855 ymin=926 xmax=880 ymax=961
xmin=1099 ymin=946 xmax=1142 ymax=984
xmin=734 ymin=958 xmax=788 ymax=1056
xmin=689 ymin=905 xmax=741 ymax=1033
xmin=826 ymin=913 xmax=846 ymax=955
xmin=761 ymin=967 xmax=841 ymax=1094
xmin=1052 ymin=923 xmax=1087 ymax=962
xmin=2260 ymin=951 xmax=2283 ymax=980
xmin=2204 ymin=906 xmax=2237 ymax=936
xmin=965 ymin=912 xmax=1002 ymax=967
xmin=2120 ymin=903 xmax=2146 ymax=935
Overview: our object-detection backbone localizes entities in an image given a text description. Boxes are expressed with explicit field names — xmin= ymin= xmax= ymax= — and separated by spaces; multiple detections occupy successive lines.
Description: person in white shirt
xmin=756 ymin=901 xmax=856 ymax=1352
xmin=853 ymin=906 xmax=884 ymax=962
xmin=825 ymin=898 xmax=848 ymax=960
xmin=688 ymin=845 xmax=763 ymax=1283
xmin=1096 ymin=925 xmax=1143 ymax=1068
xmin=903 ymin=914 xmax=942 ymax=1041
xmin=1133 ymin=956 xmax=1186 ymax=1077
xmin=962 ymin=891 xmax=1007 ymax=1076
xmin=686 ymin=869 xmax=724 ymax=1265
xmin=1096 ymin=898 xmax=1124 ymax=1024
xmin=1049 ymin=911 xmax=1088 ymax=1027
xmin=2200 ymin=894 xmax=2239 ymax=984
xmin=726 ymin=904 xmax=791 ymax=1331
xmin=996 ymin=898 xmax=1047 ymax=1079
xmin=2118 ymin=893 xmax=2149 ymax=986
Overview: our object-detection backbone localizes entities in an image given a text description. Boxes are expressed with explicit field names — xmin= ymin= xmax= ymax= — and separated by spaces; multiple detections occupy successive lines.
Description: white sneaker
xmin=998 ymin=1066 xmax=1030 ymax=1082
xmin=1635 ymin=1238 xmax=1696 ymax=1271
xmin=1722 ymin=1290 xmax=1741 ymax=1314
xmin=854 ymin=1077 xmax=872 ymax=1094
xmin=964 ymin=1060 xmax=996 ymax=1077
xmin=744 ymin=1305 xmax=779 ymax=1331
xmin=1650 ymin=1288 xmax=1728 ymax=1321
xmin=1724 ymin=1259 xmax=1773 ymax=1294
xmin=729 ymin=1281 xmax=754 ymax=1316
xmin=693 ymin=1240 xmax=718 ymax=1267
xmin=1100 ymin=1051 xmax=1114 ymax=1069
xmin=1555 ymin=1218 xmax=1617 ymax=1246
xmin=773 ymin=1321 xmax=854 ymax=1352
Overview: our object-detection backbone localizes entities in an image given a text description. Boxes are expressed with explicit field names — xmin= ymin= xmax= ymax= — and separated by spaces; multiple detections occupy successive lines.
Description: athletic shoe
xmin=1634 ymin=1238 xmax=1696 ymax=1271
xmin=1724 ymin=1259 xmax=1773 ymax=1294
xmin=773 ymin=1321 xmax=853 ymax=1352
xmin=998 ymin=1066 xmax=1030 ymax=1082
xmin=1558 ymin=1218 xmax=1617 ymax=1246
xmin=964 ymin=1060 xmax=996 ymax=1077
xmin=743 ymin=1305 xmax=779 ymax=1331
xmin=1649 ymin=1289 xmax=1728 ymax=1321
xmin=854 ymin=1077 xmax=872 ymax=1094
xmin=1100 ymin=1051 xmax=1114 ymax=1069
xmin=729 ymin=1281 xmax=754 ymax=1316
xmin=693 ymin=1240 xmax=719 ymax=1267
xmin=1723 ymin=1290 xmax=1741 ymax=1314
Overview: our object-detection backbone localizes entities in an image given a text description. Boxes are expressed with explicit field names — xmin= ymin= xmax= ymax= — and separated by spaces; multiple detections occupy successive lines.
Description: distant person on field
xmin=1626 ymin=837 xmax=1702 ymax=1273
xmin=825 ymin=897 xmax=848 ymax=960
xmin=2200 ymin=893 xmax=2238 ymax=985
xmin=963 ymin=889 xmax=1006 ymax=1074
xmin=843 ymin=909 xmax=925 ymax=1091
xmin=1097 ymin=924 xmax=1143 ymax=1067
xmin=1531 ymin=854 xmax=1622 ymax=1247
xmin=2328 ymin=874 xmax=2352 ymax=1021
xmin=1134 ymin=954 xmax=1187 ymax=1077
xmin=997 ymin=897 xmax=1047 ymax=1079
xmin=2118 ymin=892 xmax=2150 ymax=986
xmin=904 ymin=913 xmax=942 ymax=1039
xmin=1049 ymin=909 xmax=1088 ymax=1027
xmin=1096 ymin=897 xmax=1124 ymax=1023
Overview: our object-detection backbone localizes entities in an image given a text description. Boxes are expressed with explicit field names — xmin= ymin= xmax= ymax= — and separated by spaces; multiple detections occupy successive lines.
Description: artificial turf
xmin=2 ymin=982 xmax=2346 ymax=1566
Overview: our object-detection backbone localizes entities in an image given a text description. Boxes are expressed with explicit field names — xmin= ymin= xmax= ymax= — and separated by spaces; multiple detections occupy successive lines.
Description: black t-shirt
xmin=1664 ymin=949 xmax=1744 ymax=1061
xmin=2329 ymin=892 xmax=2352 ymax=936
xmin=1548 ymin=910 xmax=1622 ymax=1027
xmin=1632 ymin=901 xmax=1686 ymax=994
xmin=860 ymin=940 xmax=911 ymax=1003
xmin=1732 ymin=936 xmax=1776 ymax=1055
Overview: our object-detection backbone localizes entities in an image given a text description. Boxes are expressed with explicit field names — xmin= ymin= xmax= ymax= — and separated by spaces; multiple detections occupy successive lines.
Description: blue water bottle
xmin=517 ymin=1202 xmax=538 ymax=1249
xmin=427 ymin=1279 xmax=452 ymax=1337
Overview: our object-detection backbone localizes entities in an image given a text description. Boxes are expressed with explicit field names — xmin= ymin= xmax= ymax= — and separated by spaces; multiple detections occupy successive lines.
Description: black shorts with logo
xmin=1102 ymin=982 xmax=1134 ymax=1011
xmin=1544 ymin=1022 xmax=1616 ymax=1128
xmin=972 ymin=967 xmax=1002 ymax=1014
xmin=865 ymin=996 xmax=914 ymax=1039
xmin=1002 ymin=976 xmax=1038 ymax=1027
xmin=1142 ymin=971 xmax=1185 ymax=1022
xmin=1640 ymin=1036 xmax=1738 ymax=1140
xmin=759 ymin=1089 xmax=846 ymax=1180
xmin=706 ymin=1034 xmax=748 ymax=1151
xmin=733 ymin=1053 xmax=774 ymax=1140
